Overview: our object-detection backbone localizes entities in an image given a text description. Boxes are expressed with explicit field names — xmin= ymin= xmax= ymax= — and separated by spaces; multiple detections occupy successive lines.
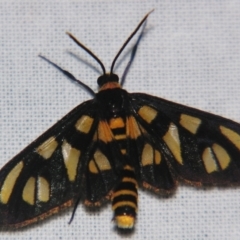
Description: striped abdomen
xmin=112 ymin=165 xmax=138 ymax=229
xmin=109 ymin=117 xmax=138 ymax=229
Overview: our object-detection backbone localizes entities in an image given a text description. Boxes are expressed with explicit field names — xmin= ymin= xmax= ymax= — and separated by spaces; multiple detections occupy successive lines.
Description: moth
xmin=1 ymin=10 xmax=240 ymax=230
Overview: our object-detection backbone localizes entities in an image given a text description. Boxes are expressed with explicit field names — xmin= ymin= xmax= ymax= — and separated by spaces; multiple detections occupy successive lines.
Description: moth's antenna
xmin=39 ymin=55 xmax=96 ymax=96
xmin=110 ymin=10 xmax=154 ymax=74
xmin=66 ymin=32 xmax=106 ymax=75
xmin=120 ymin=17 xmax=147 ymax=86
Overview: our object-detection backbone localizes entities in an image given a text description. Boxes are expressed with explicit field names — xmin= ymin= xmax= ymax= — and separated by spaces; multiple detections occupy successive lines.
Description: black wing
xmin=0 ymin=100 xmax=120 ymax=227
xmin=130 ymin=93 xmax=240 ymax=187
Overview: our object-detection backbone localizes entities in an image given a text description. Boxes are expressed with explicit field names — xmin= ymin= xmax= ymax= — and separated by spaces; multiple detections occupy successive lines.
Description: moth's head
xmin=97 ymin=73 xmax=119 ymax=87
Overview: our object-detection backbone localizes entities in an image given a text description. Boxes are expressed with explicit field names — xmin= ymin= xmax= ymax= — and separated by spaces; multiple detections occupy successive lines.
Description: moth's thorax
xmin=96 ymin=87 xmax=130 ymax=119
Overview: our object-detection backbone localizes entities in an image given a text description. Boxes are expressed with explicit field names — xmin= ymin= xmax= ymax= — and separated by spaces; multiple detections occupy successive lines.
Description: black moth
xmin=1 ymin=10 xmax=240 ymax=230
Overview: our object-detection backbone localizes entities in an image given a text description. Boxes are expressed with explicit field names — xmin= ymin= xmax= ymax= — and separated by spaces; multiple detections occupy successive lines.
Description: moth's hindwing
xmin=0 ymin=100 xmax=115 ymax=227
xmin=126 ymin=115 xmax=177 ymax=193
xmin=131 ymin=93 xmax=240 ymax=187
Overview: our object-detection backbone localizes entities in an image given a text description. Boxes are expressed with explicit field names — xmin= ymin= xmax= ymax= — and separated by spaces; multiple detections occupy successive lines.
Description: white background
xmin=0 ymin=1 xmax=240 ymax=239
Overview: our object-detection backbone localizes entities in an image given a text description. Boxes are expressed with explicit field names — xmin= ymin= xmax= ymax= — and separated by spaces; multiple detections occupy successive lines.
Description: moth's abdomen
xmin=112 ymin=165 xmax=138 ymax=229
xmin=108 ymin=115 xmax=139 ymax=228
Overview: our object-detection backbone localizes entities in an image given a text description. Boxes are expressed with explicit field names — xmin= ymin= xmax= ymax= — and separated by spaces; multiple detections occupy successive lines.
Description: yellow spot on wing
xmin=38 ymin=177 xmax=50 ymax=202
xmin=121 ymin=149 xmax=127 ymax=154
xmin=202 ymin=147 xmax=218 ymax=173
xmin=98 ymin=121 xmax=113 ymax=143
xmin=0 ymin=161 xmax=24 ymax=204
xmin=138 ymin=105 xmax=158 ymax=123
xmin=141 ymin=143 xmax=153 ymax=166
xmin=220 ymin=126 xmax=240 ymax=150
xmin=75 ymin=115 xmax=94 ymax=134
xmin=179 ymin=114 xmax=202 ymax=134
xmin=154 ymin=150 xmax=161 ymax=165
xmin=36 ymin=137 xmax=58 ymax=159
xmin=62 ymin=140 xmax=81 ymax=182
xmin=212 ymin=143 xmax=231 ymax=170
xmin=163 ymin=123 xmax=183 ymax=165
xmin=89 ymin=160 xmax=98 ymax=173
xmin=109 ymin=117 xmax=125 ymax=129
xmin=22 ymin=177 xmax=36 ymax=205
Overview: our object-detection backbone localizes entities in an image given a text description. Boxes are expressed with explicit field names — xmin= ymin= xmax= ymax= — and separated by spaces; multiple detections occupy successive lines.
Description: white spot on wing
xmin=94 ymin=150 xmax=111 ymax=171
xmin=163 ymin=123 xmax=183 ymax=165
xmin=202 ymin=147 xmax=218 ymax=173
xmin=62 ymin=140 xmax=81 ymax=182
xmin=38 ymin=177 xmax=50 ymax=202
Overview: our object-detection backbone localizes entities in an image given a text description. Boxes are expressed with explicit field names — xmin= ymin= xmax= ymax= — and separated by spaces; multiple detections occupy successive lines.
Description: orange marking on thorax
xmin=99 ymin=82 xmax=121 ymax=91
